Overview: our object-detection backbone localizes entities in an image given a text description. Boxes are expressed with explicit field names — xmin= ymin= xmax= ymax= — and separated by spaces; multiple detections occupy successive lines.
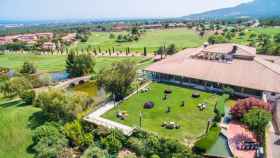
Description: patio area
xmin=228 ymin=121 xmax=257 ymax=158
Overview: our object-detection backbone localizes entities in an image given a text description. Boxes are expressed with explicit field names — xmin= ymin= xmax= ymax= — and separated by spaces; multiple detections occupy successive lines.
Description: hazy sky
xmin=0 ymin=0 xmax=252 ymax=20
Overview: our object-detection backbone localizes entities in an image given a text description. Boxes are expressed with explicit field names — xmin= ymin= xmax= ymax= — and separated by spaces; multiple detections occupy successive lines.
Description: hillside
xmin=184 ymin=0 xmax=280 ymax=19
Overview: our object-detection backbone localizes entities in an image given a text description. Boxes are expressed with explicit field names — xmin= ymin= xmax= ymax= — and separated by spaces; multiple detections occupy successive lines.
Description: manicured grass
xmin=0 ymin=99 xmax=41 ymax=158
xmin=71 ymin=28 xmax=206 ymax=53
xmin=103 ymin=83 xmax=232 ymax=143
xmin=0 ymin=54 xmax=146 ymax=73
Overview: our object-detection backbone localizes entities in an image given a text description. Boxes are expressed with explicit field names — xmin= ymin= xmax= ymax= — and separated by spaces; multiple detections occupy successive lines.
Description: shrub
xmin=33 ymin=134 xmax=68 ymax=158
xmin=20 ymin=90 xmax=35 ymax=104
xmin=242 ymin=108 xmax=272 ymax=138
xmin=164 ymin=88 xmax=172 ymax=94
xmin=0 ymin=76 xmax=32 ymax=97
xmin=230 ymin=97 xmax=271 ymax=119
xmin=150 ymin=155 xmax=160 ymax=158
xmin=144 ymin=101 xmax=154 ymax=109
xmin=100 ymin=131 xmax=123 ymax=154
xmin=64 ymin=120 xmax=93 ymax=148
xmin=34 ymin=89 xmax=93 ymax=122
xmin=32 ymin=123 xmax=68 ymax=158
xmin=222 ymin=87 xmax=234 ymax=96
xmin=193 ymin=126 xmax=221 ymax=154
xmin=20 ymin=61 xmax=36 ymax=74
xmin=32 ymin=122 xmax=63 ymax=144
xmin=214 ymin=94 xmax=229 ymax=117
xmin=81 ymin=144 xmax=109 ymax=158
xmin=127 ymin=137 xmax=145 ymax=156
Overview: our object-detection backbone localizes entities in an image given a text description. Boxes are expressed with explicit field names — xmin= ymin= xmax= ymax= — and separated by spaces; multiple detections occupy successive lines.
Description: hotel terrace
xmin=144 ymin=44 xmax=280 ymax=99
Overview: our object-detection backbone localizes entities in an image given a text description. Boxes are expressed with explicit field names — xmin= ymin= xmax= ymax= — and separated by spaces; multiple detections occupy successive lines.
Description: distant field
xmin=0 ymin=54 xmax=148 ymax=73
xmin=70 ymin=28 xmax=206 ymax=53
xmin=0 ymin=99 xmax=41 ymax=158
xmin=231 ymin=27 xmax=280 ymax=45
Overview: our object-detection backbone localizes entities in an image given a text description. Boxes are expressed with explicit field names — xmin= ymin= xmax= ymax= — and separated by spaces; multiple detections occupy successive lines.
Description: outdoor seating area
xmin=228 ymin=121 xmax=258 ymax=158
xmin=117 ymin=111 xmax=129 ymax=120
xmin=197 ymin=103 xmax=208 ymax=111
xmin=161 ymin=121 xmax=180 ymax=129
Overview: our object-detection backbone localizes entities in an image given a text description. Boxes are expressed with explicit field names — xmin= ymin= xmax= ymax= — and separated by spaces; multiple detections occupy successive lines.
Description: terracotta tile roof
xmin=145 ymin=44 xmax=280 ymax=93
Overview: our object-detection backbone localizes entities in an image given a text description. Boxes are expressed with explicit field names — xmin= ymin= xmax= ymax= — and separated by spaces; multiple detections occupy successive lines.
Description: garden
xmin=103 ymin=83 xmax=235 ymax=144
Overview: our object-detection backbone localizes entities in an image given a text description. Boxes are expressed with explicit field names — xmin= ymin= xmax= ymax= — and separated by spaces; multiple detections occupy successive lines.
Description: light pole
xmin=139 ymin=111 xmax=143 ymax=128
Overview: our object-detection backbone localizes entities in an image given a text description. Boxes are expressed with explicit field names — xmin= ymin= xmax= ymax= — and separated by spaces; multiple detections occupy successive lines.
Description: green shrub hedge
xmin=193 ymin=126 xmax=221 ymax=154
xmin=214 ymin=94 xmax=229 ymax=117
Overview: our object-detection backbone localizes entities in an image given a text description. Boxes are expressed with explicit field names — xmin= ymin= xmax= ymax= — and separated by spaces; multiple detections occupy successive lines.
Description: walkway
xmin=34 ymin=75 xmax=91 ymax=93
xmin=266 ymin=123 xmax=280 ymax=158
xmin=84 ymin=81 xmax=152 ymax=136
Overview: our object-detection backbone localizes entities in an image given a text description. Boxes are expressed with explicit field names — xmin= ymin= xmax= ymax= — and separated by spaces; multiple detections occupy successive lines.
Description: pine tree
xmin=144 ymin=47 xmax=147 ymax=56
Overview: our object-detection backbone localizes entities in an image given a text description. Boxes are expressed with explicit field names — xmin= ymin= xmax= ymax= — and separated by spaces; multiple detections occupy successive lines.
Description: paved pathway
xmin=34 ymin=75 xmax=91 ymax=93
xmin=266 ymin=123 xmax=280 ymax=158
xmin=84 ymin=81 xmax=152 ymax=136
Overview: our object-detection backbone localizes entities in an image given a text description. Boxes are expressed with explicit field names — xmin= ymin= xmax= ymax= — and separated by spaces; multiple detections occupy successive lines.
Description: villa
xmin=144 ymin=44 xmax=280 ymax=99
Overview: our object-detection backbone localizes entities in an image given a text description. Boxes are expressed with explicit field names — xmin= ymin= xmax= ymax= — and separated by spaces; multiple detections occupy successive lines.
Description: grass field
xmin=0 ymin=54 xmax=149 ymax=73
xmin=0 ymin=99 xmax=41 ymax=158
xmin=103 ymin=83 xmax=234 ymax=143
xmin=231 ymin=27 xmax=280 ymax=45
xmin=71 ymin=28 xmax=206 ymax=53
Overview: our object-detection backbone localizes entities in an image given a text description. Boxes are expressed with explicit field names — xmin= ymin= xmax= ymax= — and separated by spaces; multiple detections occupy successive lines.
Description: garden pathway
xmin=84 ymin=81 xmax=152 ymax=136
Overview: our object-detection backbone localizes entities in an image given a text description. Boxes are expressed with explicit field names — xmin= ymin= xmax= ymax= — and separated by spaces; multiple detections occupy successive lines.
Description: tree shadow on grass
xmin=27 ymin=111 xmax=48 ymax=130
xmin=0 ymin=99 xmax=23 ymax=108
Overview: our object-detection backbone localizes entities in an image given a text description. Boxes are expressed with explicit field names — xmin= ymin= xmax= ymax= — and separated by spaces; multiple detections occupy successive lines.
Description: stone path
xmin=84 ymin=81 xmax=152 ymax=136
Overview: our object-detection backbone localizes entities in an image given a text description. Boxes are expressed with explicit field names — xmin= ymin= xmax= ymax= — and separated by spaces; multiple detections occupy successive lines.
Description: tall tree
xmin=66 ymin=52 xmax=95 ymax=77
xmin=242 ymin=108 xmax=272 ymax=141
xmin=96 ymin=60 xmax=136 ymax=101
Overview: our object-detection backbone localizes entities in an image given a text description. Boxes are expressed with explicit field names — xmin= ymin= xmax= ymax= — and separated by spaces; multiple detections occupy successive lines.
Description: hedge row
xmin=215 ymin=94 xmax=229 ymax=116
xmin=193 ymin=126 xmax=221 ymax=154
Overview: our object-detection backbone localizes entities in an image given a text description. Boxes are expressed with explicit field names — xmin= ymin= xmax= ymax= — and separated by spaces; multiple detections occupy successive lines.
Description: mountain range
xmin=184 ymin=0 xmax=280 ymax=19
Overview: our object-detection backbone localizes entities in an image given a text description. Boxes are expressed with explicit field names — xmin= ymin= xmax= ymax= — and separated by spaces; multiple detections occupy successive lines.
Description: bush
xmin=32 ymin=122 xmax=63 ymax=144
xmin=34 ymin=89 xmax=93 ymax=122
xmin=0 ymin=76 xmax=32 ymax=97
xmin=100 ymin=131 xmax=123 ymax=154
xmin=127 ymin=137 xmax=145 ymax=156
xmin=150 ymin=155 xmax=160 ymax=158
xmin=164 ymin=88 xmax=172 ymax=94
xmin=242 ymin=108 xmax=272 ymax=138
xmin=64 ymin=120 xmax=93 ymax=148
xmin=33 ymin=134 xmax=68 ymax=158
xmin=214 ymin=94 xmax=229 ymax=117
xmin=144 ymin=101 xmax=154 ymax=109
xmin=20 ymin=90 xmax=35 ymax=104
xmin=20 ymin=61 xmax=36 ymax=74
xmin=193 ymin=126 xmax=221 ymax=154
xmin=81 ymin=144 xmax=109 ymax=158
xmin=223 ymin=87 xmax=234 ymax=96
xmin=32 ymin=123 xmax=68 ymax=158
xmin=230 ymin=97 xmax=271 ymax=119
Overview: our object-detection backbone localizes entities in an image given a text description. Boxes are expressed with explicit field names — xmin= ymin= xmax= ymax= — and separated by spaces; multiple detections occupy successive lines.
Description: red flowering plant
xmin=230 ymin=97 xmax=272 ymax=119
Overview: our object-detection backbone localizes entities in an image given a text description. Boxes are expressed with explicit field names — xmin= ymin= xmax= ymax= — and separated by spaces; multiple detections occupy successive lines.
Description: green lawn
xmin=70 ymin=28 xmax=206 ymax=53
xmin=0 ymin=54 xmax=147 ymax=73
xmin=0 ymin=99 xmax=41 ymax=158
xmin=103 ymin=83 xmax=232 ymax=143
xmin=231 ymin=27 xmax=280 ymax=45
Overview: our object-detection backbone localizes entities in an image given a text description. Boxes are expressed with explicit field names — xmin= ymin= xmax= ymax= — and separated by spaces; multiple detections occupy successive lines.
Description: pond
xmin=206 ymin=134 xmax=233 ymax=158
xmin=71 ymin=81 xmax=106 ymax=104
xmin=49 ymin=71 xmax=69 ymax=82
